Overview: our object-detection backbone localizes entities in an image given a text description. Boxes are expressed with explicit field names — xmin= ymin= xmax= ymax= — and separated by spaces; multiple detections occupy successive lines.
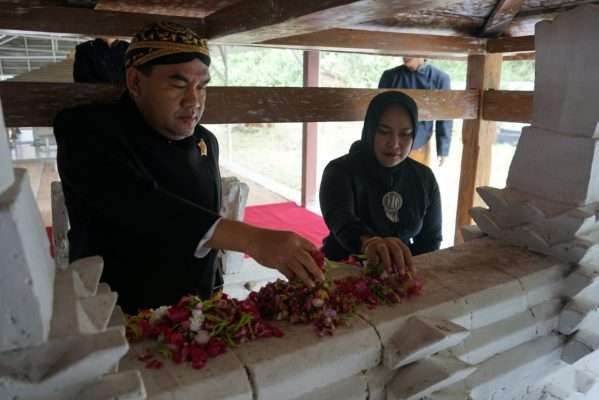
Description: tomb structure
xmin=0 ymin=100 xmax=145 ymax=400
xmin=2 ymin=5 xmax=599 ymax=400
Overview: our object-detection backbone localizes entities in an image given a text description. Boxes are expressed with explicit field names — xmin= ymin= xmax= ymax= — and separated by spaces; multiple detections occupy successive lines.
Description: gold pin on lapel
xmin=197 ymin=139 xmax=208 ymax=156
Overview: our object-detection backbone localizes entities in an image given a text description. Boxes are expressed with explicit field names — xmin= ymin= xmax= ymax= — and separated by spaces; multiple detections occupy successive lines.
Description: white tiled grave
xmin=506 ymin=127 xmax=599 ymax=207
xmin=121 ymin=343 xmax=253 ymax=400
xmin=5 ymin=4 xmax=599 ymax=399
xmin=232 ymin=317 xmax=380 ymax=400
xmin=0 ymin=168 xmax=54 ymax=353
xmin=1 ymin=138 xmax=144 ymax=397
xmin=0 ymin=100 xmax=13 ymax=195
xmin=468 ymin=5 xmax=599 ymax=400
xmin=533 ymin=5 xmax=599 ymax=137
xmin=120 ymin=237 xmax=573 ymax=400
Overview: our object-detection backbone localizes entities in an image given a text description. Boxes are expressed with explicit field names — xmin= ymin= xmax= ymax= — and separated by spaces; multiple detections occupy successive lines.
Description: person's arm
xmin=320 ymin=161 xmax=375 ymax=254
xmin=435 ymin=73 xmax=453 ymax=159
xmin=206 ymin=219 xmax=324 ymax=287
xmin=55 ymin=108 xmax=323 ymax=287
xmin=411 ymin=177 xmax=442 ymax=255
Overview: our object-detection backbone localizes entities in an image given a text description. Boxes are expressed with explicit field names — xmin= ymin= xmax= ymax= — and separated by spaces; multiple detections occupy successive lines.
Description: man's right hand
xmin=246 ymin=229 xmax=325 ymax=287
xmin=206 ymin=219 xmax=325 ymax=287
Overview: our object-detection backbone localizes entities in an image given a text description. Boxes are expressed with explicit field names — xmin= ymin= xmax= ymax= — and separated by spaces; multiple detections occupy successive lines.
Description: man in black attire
xmin=320 ymin=92 xmax=442 ymax=272
xmin=73 ymin=37 xmax=129 ymax=84
xmin=54 ymin=22 xmax=323 ymax=314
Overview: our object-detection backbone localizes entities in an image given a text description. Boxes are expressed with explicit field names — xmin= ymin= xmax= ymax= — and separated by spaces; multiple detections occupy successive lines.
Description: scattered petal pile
xmin=254 ymin=252 xmax=423 ymax=336
xmin=127 ymin=293 xmax=282 ymax=369
xmin=127 ymin=251 xmax=423 ymax=369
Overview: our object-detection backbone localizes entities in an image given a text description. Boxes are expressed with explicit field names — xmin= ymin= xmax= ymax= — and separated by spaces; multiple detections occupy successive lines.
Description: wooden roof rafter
xmin=486 ymin=35 xmax=534 ymax=53
xmin=481 ymin=0 xmax=525 ymax=36
xmin=94 ymin=0 xmax=242 ymax=18
xmin=0 ymin=0 xmax=594 ymax=46
xmin=0 ymin=1 xmax=205 ymax=37
xmin=345 ymin=12 xmax=485 ymax=37
xmin=259 ymin=29 xmax=486 ymax=57
xmin=205 ymin=0 xmax=467 ymax=43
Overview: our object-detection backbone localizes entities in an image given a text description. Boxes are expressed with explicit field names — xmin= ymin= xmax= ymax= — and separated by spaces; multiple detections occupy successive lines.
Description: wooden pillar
xmin=301 ymin=50 xmax=319 ymax=207
xmin=455 ymin=54 xmax=503 ymax=243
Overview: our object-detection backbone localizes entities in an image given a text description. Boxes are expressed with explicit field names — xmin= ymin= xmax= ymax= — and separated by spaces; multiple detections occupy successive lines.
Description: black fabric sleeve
xmin=411 ymin=176 xmax=442 ymax=255
xmin=434 ymin=73 xmax=453 ymax=157
xmin=54 ymin=108 xmax=221 ymax=257
xmin=73 ymin=45 xmax=97 ymax=83
xmin=319 ymin=161 xmax=375 ymax=254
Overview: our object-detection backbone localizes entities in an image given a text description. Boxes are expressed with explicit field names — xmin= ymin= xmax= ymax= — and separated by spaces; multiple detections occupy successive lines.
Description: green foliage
xmin=319 ymin=51 xmax=397 ymax=88
xmin=208 ymin=46 xmax=535 ymax=89
xmin=209 ymin=46 xmax=303 ymax=87
xmin=501 ymin=60 xmax=535 ymax=82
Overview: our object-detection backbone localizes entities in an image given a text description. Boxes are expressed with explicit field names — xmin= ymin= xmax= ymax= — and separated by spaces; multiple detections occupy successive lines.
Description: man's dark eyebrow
xmin=168 ymin=73 xmax=188 ymax=83
xmin=168 ymin=75 xmax=211 ymax=86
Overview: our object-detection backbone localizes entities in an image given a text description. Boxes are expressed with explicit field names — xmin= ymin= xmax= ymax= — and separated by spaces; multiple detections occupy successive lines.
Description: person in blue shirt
xmin=378 ymin=58 xmax=453 ymax=167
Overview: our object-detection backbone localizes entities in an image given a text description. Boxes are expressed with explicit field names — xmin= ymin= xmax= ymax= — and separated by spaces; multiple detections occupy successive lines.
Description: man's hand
xmin=246 ymin=229 xmax=325 ymax=287
xmin=206 ymin=219 xmax=324 ymax=287
xmin=361 ymin=236 xmax=413 ymax=275
xmin=438 ymin=156 xmax=447 ymax=167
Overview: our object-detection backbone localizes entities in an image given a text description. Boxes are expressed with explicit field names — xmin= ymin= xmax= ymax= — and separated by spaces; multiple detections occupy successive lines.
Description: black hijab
xmin=362 ymin=91 xmax=418 ymax=147
xmin=350 ymin=91 xmax=419 ymax=189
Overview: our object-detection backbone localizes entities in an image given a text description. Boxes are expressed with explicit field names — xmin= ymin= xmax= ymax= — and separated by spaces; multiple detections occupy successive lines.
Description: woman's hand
xmin=361 ymin=236 xmax=413 ymax=274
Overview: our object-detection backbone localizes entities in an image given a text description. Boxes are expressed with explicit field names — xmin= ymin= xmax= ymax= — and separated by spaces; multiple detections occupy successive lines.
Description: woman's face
xmin=373 ymin=105 xmax=414 ymax=168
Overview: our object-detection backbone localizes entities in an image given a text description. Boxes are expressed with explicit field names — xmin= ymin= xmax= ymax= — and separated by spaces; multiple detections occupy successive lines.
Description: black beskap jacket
xmin=54 ymin=93 xmax=222 ymax=313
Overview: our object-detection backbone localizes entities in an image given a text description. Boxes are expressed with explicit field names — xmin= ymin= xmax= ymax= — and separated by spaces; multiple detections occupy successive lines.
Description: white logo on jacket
xmin=382 ymin=191 xmax=403 ymax=223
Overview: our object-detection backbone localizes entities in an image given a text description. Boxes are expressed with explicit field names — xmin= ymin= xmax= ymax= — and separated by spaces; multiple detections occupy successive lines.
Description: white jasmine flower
xmin=194 ymin=330 xmax=210 ymax=344
xmin=151 ymin=306 xmax=168 ymax=322
xmin=189 ymin=309 xmax=205 ymax=332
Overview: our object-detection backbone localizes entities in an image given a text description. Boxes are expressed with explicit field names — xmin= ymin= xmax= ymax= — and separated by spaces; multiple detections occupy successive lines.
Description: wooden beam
xmin=262 ymin=29 xmax=485 ymax=56
xmin=95 ymin=0 xmax=241 ymax=18
xmin=481 ymin=0 xmax=525 ymax=37
xmin=347 ymin=13 xmax=484 ymax=37
xmin=487 ymin=35 xmax=534 ymax=53
xmin=206 ymin=0 xmax=462 ymax=43
xmin=0 ymin=82 xmax=479 ymax=127
xmin=503 ymin=51 xmax=535 ymax=61
xmin=455 ymin=54 xmax=503 ymax=244
xmin=301 ymin=50 xmax=319 ymax=207
xmin=482 ymin=90 xmax=532 ymax=123
xmin=0 ymin=3 xmax=204 ymax=37
xmin=504 ymin=11 xmax=551 ymax=36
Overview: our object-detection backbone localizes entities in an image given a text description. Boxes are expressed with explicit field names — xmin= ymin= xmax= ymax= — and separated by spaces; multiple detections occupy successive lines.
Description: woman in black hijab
xmin=319 ymin=91 xmax=442 ymax=273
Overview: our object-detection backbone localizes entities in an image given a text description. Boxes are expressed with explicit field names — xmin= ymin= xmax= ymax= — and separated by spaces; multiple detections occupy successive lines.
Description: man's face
xmin=403 ymin=57 xmax=425 ymax=72
xmin=127 ymin=59 xmax=210 ymax=140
